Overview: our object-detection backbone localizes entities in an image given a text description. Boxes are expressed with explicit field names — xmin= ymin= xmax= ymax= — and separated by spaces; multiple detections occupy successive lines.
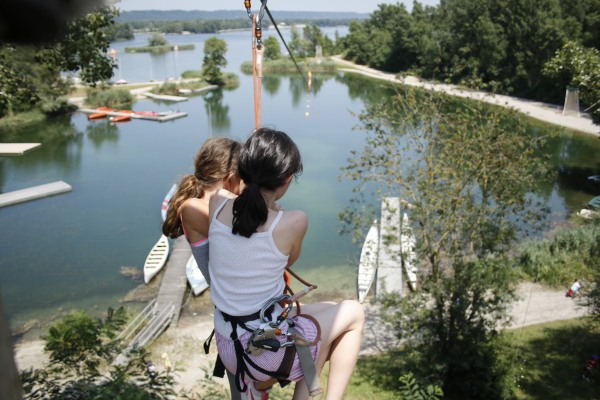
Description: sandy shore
xmin=332 ymin=56 xmax=599 ymax=136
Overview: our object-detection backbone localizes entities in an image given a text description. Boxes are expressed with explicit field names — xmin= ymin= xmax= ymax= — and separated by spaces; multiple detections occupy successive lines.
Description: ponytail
xmin=232 ymin=128 xmax=302 ymax=238
xmin=162 ymin=137 xmax=241 ymax=239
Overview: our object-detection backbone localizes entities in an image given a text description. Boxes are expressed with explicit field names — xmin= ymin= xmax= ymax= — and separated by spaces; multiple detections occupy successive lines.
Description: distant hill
xmin=116 ymin=10 xmax=370 ymax=22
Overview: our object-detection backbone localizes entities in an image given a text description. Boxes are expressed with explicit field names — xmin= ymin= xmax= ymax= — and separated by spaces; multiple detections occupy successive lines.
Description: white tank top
xmin=208 ymin=198 xmax=288 ymax=318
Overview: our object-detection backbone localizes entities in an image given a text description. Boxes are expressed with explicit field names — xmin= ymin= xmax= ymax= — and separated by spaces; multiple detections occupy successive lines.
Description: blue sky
xmin=117 ymin=0 xmax=441 ymax=14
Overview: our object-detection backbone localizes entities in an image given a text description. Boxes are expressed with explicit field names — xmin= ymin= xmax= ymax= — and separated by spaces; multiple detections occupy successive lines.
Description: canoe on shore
xmin=144 ymin=235 xmax=170 ymax=284
xmin=186 ymin=255 xmax=209 ymax=296
xmin=357 ymin=220 xmax=379 ymax=303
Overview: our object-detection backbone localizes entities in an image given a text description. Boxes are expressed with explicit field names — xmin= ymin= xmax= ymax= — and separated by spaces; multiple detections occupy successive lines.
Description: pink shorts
xmin=215 ymin=315 xmax=321 ymax=383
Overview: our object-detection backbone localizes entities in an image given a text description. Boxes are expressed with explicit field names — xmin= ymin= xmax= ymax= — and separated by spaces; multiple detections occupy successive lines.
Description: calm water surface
xmin=1 ymin=28 xmax=599 ymax=334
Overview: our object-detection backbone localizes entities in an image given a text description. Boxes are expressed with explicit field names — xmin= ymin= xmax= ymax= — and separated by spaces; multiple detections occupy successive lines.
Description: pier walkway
xmin=155 ymin=236 xmax=191 ymax=327
xmin=0 ymin=181 xmax=72 ymax=208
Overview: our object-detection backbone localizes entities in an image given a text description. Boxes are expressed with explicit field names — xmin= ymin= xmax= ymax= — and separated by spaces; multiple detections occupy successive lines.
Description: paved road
xmin=332 ymin=56 xmax=599 ymax=136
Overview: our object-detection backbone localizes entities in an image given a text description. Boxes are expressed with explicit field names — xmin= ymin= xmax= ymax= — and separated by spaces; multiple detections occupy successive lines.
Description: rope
xmin=252 ymin=14 xmax=264 ymax=131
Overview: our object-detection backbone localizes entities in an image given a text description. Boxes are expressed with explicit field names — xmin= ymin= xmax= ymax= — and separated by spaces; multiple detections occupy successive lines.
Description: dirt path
xmin=332 ymin=56 xmax=599 ymax=136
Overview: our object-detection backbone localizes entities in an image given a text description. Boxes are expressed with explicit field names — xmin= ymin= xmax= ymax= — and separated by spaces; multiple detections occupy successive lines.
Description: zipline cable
xmin=263 ymin=5 xmax=308 ymax=86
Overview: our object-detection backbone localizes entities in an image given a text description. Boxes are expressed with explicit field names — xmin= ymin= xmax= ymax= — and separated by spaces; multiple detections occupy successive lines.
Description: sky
xmin=116 ymin=0 xmax=441 ymax=14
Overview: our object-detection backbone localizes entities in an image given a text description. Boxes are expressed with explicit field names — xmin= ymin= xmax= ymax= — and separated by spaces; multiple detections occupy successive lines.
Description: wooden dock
xmin=376 ymin=197 xmax=404 ymax=298
xmin=143 ymin=92 xmax=189 ymax=102
xmin=155 ymin=236 xmax=191 ymax=327
xmin=0 ymin=181 xmax=72 ymax=208
xmin=0 ymin=143 xmax=41 ymax=156
xmin=77 ymin=109 xmax=188 ymax=122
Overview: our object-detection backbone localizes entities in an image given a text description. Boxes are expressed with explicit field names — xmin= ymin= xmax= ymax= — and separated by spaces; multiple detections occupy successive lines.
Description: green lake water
xmin=1 ymin=29 xmax=599 ymax=339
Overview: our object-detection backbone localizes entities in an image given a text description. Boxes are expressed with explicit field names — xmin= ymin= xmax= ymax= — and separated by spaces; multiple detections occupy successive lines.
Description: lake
xmin=1 ymin=27 xmax=599 ymax=339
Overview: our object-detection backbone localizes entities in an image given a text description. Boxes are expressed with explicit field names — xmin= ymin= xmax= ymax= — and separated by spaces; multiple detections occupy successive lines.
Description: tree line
xmin=341 ymin=0 xmax=600 ymax=122
xmin=127 ymin=18 xmax=357 ymax=35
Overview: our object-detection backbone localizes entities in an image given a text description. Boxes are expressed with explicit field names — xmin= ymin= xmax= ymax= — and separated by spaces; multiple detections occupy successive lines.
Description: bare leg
xmin=292 ymin=300 xmax=365 ymax=400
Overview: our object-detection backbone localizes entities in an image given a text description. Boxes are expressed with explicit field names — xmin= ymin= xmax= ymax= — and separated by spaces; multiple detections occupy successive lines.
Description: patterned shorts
xmin=215 ymin=314 xmax=321 ymax=383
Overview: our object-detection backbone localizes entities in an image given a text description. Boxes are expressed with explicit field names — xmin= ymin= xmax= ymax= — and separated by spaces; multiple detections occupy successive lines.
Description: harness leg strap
xmin=287 ymin=326 xmax=323 ymax=397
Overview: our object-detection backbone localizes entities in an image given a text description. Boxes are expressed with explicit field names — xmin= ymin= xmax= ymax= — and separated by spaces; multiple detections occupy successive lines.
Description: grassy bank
xmin=150 ymin=81 xmax=211 ymax=96
xmin=0 ymin=109 xmax=47 ymax=131
xmin=84 ymin=89 xmax=135 ymax=109
xmin=124 ymin=44 xmax=195 ymax=53
xmin=240 ymin=58 xmax=338 ymax=73
xmin=517 ymin=220 xmax=600 ymax=287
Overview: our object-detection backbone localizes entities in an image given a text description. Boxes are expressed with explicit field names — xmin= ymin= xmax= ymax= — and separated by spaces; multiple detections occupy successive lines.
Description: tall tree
xmin=263 ymin=36 xmax=281 ymax=60
xmin=339 ymin=86 xmax=551 ymax=398
xmin=202 ymin=36 xmax=228 ymax=85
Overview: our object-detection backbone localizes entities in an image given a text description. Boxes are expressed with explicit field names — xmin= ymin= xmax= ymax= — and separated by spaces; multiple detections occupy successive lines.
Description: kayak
xmin=88 ymin=112 xmax=107 ymax=120
xmin=588 ymin=196 xmax=600 ymax=210
xmin=111 ymin=115 xmax=131 ymax=122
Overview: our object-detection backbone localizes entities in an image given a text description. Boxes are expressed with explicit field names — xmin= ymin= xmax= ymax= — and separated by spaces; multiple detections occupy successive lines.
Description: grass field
xmin=504 ymin=317 xmax=600 ymax=400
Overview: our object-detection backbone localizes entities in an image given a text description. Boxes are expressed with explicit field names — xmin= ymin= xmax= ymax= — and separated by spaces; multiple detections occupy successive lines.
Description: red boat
xmin=135 ymin=111 xmax=160 ymax=117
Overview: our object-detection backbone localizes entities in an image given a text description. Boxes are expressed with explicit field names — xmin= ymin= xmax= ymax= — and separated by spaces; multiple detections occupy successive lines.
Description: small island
xmin=125 ymin=33 xmax=194 ymax=53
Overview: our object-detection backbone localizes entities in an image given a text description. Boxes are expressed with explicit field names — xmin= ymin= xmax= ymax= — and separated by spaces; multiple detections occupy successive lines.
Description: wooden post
xmin=0 ymin=283 xmax=23 ymax=400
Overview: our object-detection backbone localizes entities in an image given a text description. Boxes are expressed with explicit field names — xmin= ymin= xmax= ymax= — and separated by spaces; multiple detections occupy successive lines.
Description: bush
xmin=181 ymin=69 xmax=203 ymax=79
xmin=240 ymin=58 xmax=337 ymax=73
xmin=148 ymin=33 xmax=168 ymax=46
xmin=517 ymin=220 xmax=600 ymax=286
xmin=40 ymin=96 xmax=74 ymax=116
xmin=85 ymin=89 xmax=135 ymax=109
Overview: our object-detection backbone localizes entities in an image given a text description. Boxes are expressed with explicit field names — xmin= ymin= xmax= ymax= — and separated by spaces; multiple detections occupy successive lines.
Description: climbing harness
xmin=204 ymin=267 xmax=323 ymax=396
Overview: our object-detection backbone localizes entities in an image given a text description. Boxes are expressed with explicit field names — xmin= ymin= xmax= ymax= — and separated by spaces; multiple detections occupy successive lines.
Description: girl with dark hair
xmin=208 ymin=128 xmax=365 ymax=400
xmin=162 ymin=137 xmax=242 ymax=283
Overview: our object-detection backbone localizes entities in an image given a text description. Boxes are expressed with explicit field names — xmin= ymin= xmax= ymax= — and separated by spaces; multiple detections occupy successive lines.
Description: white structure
xmin=315 ymin=45 xmax=323 ymax=62
xmin=563 ymin=87 xmax=580 ymax=117
xmin=376 ymin=197 xmax=404 ymax=298
xmin=357 ymin=220 xmax=380 ymax=303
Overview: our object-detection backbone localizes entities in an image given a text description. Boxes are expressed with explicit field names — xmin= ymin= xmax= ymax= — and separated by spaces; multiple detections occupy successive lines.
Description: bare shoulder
xmin=281 ymin=210 xmax=308 ymax=232
xmin=181 ymin=198 xmax=208 ymax=218
xmin=210 ymin=189 xmax=236 ymax=208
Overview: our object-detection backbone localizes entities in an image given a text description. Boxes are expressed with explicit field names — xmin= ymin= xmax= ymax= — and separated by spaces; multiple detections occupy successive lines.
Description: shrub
xmin=517 ymin=220 xmax=600 ymax=286
xmin=40 ymin=96 xmax=74 ymax=116
xmin=240 ymin=59 xmax=337 ymax=73
xmin=181 ymin=69 xmax=203 ymax=79
xmin=85 ymin=89 xmax=135 ymax=109
xmin=148 ymin=33 xmax=168 ymax=47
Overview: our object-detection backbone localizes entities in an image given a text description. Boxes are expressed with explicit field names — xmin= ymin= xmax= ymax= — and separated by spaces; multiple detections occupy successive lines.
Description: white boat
xmin=400 ymin=213 xmax=418 ymax=290
xmin=357 ymin=220 xmax=379 ymax=303
xmin=144 ymin=235 xmax=170 ymax=284
xmin=179 ymin=89 xmax=192 ymax=95
xmin=577 ymin=209 xmax=600 ymax=219
xmin=186 ymin=255 xmax=209 ymax=296
xmin=589 ymin=175 xmax=600 ymax=182
xmin=161 ymin=184 xmax=177 ymax=221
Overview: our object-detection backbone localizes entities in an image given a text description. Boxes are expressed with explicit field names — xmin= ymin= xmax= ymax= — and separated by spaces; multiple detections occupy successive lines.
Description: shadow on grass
xmin=507 ymin=318 xmax=600 ymax=400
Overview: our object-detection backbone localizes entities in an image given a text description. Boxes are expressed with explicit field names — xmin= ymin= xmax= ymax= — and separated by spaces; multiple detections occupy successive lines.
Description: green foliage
xmin=22 ymin=307 xmax=174 ymax=400
xmin=290 ymin=26 xmax=307 ymax=59
xmin=240 ymin=59 xmax=337 ymax=73
xmin=181 ymin=363 xmax=230 ymax=400
xmin=85 ymin=89 xmax=135 ymax=109
xmin=202 ymin=36 xmax=228 ymax=85
xmin=400 ymin=373 xmax=444 ymax=400
xmin=125 ymin=44 xmax=194 ymax=53
xmin=40 ymin=96 xmax=75 ymax=116
xmin=0 ymin=6 xmax=117 ymax=118
xmin=181 ymin=69 xmax=203 ymax=79
xmin=543 ymin=41 xmax=600 ymax=124
xmin=342 ymin=0 xmax=600 ymax=104
xmin=105 ymin=22 xmax=134 ymax=42
xmin=339 ymin=86 xmax=552 ymax=398
xmin=148 ymin=33 xmax=169 ymax=46
xmin=263 ymin=36 xmax=281 ymax=60
xmin=517 ymin=219 xmax=600 ymax=286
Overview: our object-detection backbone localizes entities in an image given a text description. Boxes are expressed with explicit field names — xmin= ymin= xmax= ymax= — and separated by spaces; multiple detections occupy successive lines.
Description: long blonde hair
xmin=162 ymin=137 xmax=241 ymax=239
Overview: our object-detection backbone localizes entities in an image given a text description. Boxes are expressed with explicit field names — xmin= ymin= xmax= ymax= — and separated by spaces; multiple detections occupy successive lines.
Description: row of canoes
xmin=88 ymin=107 xmax=164 ymax=123
xmin=142 ymin=185 xmax=209 ymax=297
